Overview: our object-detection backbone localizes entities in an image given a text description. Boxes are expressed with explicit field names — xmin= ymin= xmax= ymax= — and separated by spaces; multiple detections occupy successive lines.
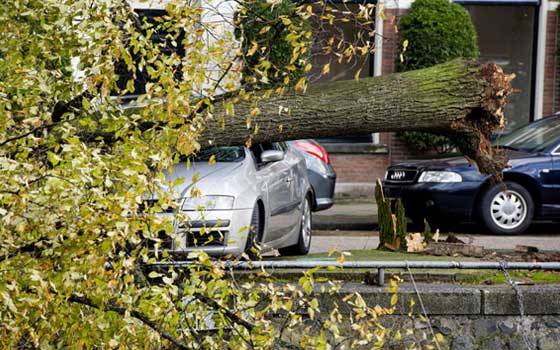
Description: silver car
xmin=155 ymin=142 xmax=313 ymax=257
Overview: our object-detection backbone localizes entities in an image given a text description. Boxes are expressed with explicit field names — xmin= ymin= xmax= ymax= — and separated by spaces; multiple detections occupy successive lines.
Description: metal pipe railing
xmin=147 ymin=260 xmax=560 ymax=286
xmin=150 ymin=260 xmax=560 ymax=270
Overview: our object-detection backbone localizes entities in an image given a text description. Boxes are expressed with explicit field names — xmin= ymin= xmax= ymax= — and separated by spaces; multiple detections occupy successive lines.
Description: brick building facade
xmin=325 ymin=0 xmax=560 ymax=195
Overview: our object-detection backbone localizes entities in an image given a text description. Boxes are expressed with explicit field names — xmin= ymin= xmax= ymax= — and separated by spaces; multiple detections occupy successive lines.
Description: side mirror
xmin=261 ymin=150 xmax=284 ymax=163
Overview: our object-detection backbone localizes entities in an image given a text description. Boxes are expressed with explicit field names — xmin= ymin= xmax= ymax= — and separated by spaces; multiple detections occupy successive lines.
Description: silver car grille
xmin=179 ymin=228 xmax=227 ymax=247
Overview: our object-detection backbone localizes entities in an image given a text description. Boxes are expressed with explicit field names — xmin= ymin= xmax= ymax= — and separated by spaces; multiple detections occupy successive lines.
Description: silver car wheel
xmin=490 ymin=190 xmax=527 ymax=230
xmin=301 ymin=198 xmax=312 ymax=248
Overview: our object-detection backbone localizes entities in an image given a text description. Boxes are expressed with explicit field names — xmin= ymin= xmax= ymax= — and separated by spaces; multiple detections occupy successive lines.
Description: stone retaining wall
xmin=378 ymin=315 xmax=560 ymax=350
xmin=315 ymin=283 xmax=560 ymax=350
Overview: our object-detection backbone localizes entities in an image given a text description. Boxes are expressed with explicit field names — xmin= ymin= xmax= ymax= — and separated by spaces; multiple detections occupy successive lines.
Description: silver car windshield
xmin=494 ymin=117 xmax=560 ymax=153
xmin=188 ymin=146 xmax=245 ymax=162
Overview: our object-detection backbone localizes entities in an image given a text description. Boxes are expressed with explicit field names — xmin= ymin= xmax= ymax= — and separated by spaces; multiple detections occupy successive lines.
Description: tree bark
xmin=201 ymin=59 xmax=513 ymax=179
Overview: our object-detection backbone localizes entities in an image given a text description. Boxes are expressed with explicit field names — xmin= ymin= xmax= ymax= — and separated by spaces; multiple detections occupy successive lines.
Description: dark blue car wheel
xmin=480 ymin=182 xmax=534 ymax=235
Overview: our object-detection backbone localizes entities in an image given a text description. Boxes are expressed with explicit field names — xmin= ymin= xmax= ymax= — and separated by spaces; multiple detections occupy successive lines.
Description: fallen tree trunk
xmin=201 ymin=59 xmax=513 ymax=178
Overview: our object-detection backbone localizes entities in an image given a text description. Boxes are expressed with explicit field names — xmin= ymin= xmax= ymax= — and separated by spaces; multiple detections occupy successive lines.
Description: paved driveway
xmin=312 ymin=200 xmax=560 ymax=253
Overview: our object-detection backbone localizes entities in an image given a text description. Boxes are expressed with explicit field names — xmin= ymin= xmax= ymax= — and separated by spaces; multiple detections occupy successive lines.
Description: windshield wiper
xmin=498 ymin=145 xmax=521 ymax=151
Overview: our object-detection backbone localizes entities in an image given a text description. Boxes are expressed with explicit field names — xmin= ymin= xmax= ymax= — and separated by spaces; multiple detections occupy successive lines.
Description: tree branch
xmin=0 ymin=237 xmax=52 ymax=263
xmin=0 ymin=91 xmax=92 ymax=148
xmin=193 ymin=292 xmax=302 ymax=350
xmin=68 ymin=294 xmax=197 ymax=350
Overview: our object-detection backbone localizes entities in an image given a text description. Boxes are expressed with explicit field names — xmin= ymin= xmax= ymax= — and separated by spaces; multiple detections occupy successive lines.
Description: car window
xmin=187 ymin=146 xmax=245 ymax=162
xmin=277 ymin=142 xmax=288 ymax=152
xmin=494 ymin=117 xmax=560 ymax=153
xmin=249 ymin=143 xmax=282 ymax=165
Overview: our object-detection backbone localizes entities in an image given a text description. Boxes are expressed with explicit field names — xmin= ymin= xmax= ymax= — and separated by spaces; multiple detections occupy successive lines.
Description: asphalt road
xmin=310 ymin=227 xmax=560 ymax=254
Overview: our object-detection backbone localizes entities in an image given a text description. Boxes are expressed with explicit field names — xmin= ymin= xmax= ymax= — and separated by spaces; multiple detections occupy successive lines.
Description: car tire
xmin=279 ymin=196 xmax=312 ymax=256
xmin=409 ymin=216 xmax=452 ymax=233
xmin=409 ymin=216 xmax=427 ymax=232
xmin=480 ymin=181 xmax=534 ymax=235
xmin=244 ymin=204 xmax=261 ymax=259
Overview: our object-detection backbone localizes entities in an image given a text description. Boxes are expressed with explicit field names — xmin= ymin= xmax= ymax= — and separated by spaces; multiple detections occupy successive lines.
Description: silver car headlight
xmin=181 ymin=195 xmax=235 ymax=211
xmin=418 ymin=171 xmax=462 ymax=183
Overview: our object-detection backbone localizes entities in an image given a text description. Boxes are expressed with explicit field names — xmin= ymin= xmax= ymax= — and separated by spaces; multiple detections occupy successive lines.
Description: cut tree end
xmin=451 ymin=62 xmax=514 ymax=181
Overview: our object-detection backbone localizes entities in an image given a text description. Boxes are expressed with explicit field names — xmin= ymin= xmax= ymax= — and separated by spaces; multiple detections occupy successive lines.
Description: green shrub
xmin=397 ymin=131 xmax=456 ymax=154
xmin=396 ymin=0 xmax=479 ymax=153
xmin=236 ymin=0 xmax=311 ymax=87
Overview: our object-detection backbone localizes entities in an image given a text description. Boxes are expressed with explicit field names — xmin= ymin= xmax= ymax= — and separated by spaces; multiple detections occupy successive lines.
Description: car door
xmin=251 ymin=143 xmax=294 ymax=242
xmin=278 ymin=142 xmax=305 ymax=228
xmin=542 ymin=145 xmax=560 ymax=216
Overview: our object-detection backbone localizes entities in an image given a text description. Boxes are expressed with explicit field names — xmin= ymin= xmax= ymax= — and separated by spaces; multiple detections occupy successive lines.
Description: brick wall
xmin=544 ymin=10 xmax=558 ymax=116
xmin=382 ymin=9 xmax=409 ymax=75
xmin=380 ymin=8 xmax=420 ymax=164
xmin=329 ymin=154 xmax=389 ymax=182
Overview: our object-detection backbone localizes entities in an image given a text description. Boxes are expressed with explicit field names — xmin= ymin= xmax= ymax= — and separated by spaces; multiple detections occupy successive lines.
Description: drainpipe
xmin=372 ymin=1 xmax=385 ymax=144
xmin=535 ymin=0 xmax=549 ymax=120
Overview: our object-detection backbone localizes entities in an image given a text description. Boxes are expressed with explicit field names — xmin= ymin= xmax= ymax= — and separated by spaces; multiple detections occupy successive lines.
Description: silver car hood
xmin=165 ymin=161 xmax=244 ymax=198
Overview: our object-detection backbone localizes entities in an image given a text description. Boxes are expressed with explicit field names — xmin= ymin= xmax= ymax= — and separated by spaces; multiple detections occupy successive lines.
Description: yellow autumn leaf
xmin=258 ymin=26 xmax=271 ymax=34
xmin=250 ymin=107 xmax=260 ymax=117
xmin=322 ymin=63 xmax=330 ymax=75
xmin=295 ymin=77 xmax=307 ymax=92
xmin=354 ymin=69 xmax=362 ymax=81
xmin=280 ymin=17 xmax=291 ymax=26
xmin=337 ymin=254 xmax=345 ymax=264
xmin=208 ymin=154 xmax=216 ymax=166
xmin=247 ymin=41 xmax=258 ymax=56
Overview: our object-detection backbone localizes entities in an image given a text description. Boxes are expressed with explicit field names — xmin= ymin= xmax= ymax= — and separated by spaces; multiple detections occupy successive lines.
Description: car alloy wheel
xmin=489 ymin=190 xmax=527 ymax=230
xmin=300 ymin=197 xmax=312 ymax=250
xmin=244 ymin=204 xmax=261 ymax=259
xmin=279 ymin=195 xmax=312 ymax=256
xmin=480 ymin=181 xmax=534 ymax=235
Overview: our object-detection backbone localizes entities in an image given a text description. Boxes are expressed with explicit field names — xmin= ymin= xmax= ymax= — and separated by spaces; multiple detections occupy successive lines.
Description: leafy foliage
xmin=0 ymin=0 xmax=444 ymax=349
xmin=397 ymin=131 xmax=456 ymax=154
xmin=396 ymin=0 xmax=478 ymax=71
xmin=236 ymin=0 xmax=311 ymax=87
xmin=396 ymin=0 xmax=479 ymax=154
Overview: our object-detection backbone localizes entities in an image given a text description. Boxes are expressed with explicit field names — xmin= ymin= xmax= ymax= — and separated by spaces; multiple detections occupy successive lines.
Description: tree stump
xmin=375 ymin=179 xmax=407 ymax=251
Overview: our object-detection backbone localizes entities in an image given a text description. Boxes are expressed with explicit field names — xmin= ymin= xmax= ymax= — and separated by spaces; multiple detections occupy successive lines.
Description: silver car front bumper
xmin=158 ymin=208 xmax=254 ymax=256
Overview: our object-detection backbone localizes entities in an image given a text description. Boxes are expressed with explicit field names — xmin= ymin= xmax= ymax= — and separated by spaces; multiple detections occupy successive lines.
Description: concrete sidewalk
xmin=313 ymin=199 xmax=377 ymax=230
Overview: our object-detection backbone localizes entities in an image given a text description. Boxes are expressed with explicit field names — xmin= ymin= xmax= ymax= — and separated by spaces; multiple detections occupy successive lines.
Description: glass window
xmin=309 ymin=3 xmax=373 ymax=83
xmin=464 ymin=5 xmax=536 ymax=133
xmin=309 ymin=3 xmax=375 ymax=143
xmin=114 ymin=9 xmax=186 ymax=96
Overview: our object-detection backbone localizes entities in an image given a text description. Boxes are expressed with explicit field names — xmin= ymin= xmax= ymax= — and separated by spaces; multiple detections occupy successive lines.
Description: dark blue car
xmin=383 ymin=114 xmax=560 ymax=234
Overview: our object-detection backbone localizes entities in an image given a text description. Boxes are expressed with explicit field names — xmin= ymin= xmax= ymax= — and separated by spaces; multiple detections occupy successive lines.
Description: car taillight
xmin=294 ymin=141 xmax=330 ymax=165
